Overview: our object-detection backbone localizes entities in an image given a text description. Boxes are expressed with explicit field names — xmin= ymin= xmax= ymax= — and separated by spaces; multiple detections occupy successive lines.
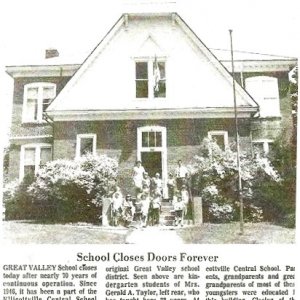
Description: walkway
xmin=125 ymin=226 xmax=184 ymax=244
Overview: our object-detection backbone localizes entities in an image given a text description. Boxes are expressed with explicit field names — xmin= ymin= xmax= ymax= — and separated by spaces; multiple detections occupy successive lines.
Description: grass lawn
xmin=1 ymin=220 xmax=295 ymax=244
xmin=1 ymin=221 xmax=127 ymax=244
xmin=176 ymin=222 xmax=295 ymax=244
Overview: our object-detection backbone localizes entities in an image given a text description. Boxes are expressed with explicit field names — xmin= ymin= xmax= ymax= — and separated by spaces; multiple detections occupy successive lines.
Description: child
xmin=123 ymin=194 xmax=135 ymax=225
xmin=173 ymin=194 xmax=185 ymax=226
xmin=110 ymin=189 xmax=124 ymax=226
xmin=151 ymin=190 xmax=162 ymax=225
xmin=181 ymin=185 xmax=189 ymax=207
xmin=134 ymin=195 xmax=143 ymax=224
xmin=142 ymin=172 xmax=151 ymax=189
xmin=142 ymin=182 xmax=150 ymax=197
xmin=180 ymin=185 xmax=190 ymax=223
xmin=167 ymin=173 xmax=175 ymax=201
xmin=152 ymin=172 xmax=163 ymax=194
xmin=140 ymin=193 xmax=150 ymax=227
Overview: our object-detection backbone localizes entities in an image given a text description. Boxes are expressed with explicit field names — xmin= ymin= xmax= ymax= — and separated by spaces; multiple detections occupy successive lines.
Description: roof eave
xmin=46 ymin=106 xmax=258 ymax=121
xmin=5 ymin=64 xmax=81 ymax=78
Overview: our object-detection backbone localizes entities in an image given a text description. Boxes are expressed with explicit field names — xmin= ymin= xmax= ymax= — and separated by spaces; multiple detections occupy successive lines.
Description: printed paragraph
xmin=2 ymin=264 xmax=98 ymax=300
xmin=1 ymin=260 xmax=296 ymax=300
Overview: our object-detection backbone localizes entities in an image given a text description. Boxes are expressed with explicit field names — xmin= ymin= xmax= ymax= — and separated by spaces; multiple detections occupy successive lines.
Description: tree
xmin=290 ymin=65 xmax=298 ymax=157
xmin=190 ymin=138 xmax=280 ymax=223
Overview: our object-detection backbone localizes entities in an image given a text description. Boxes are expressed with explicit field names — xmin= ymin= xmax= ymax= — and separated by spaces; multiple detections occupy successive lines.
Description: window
xmin=23 ymin=147 xmax=36 ymax=178
xmin=142 ymin=131 xmax=162 ymax=148
xmin=23 ymin=83 xmax=56 ymax=122
xmin=245 ymin=76 xmax=280 ymax=117
xmin=208 ymin=131 xmax=229 ymax=150
xmin=252 ymin=140 xmax=274 ymax=157
xmin=135 ymin=59 xmax=166 ymax=99
xmin=136 ymin=62 xmax=148 ymax=98
xmin=76 ymin=134 xmax=97 ymax=158
xmin=20 ymin=144 xmax=52 ymax=180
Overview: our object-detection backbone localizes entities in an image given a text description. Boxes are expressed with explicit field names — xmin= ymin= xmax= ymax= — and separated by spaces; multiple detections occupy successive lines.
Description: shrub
xmin=190 ymin=138 xmax=280 ymax=223
xmin=4 ymin=174 xmax=36 ymax=220
xmin=5 ymin=154 xmax=118 ymax=223
xmin=268 ymin=137 xmax=296 ymax=224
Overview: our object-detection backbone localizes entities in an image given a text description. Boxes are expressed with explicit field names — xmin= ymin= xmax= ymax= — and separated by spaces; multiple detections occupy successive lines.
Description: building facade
xmin=6 ymin=12 xmax=297 ymax=197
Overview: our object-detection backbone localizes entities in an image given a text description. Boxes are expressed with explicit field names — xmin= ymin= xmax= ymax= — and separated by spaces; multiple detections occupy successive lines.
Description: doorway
xmin=141 ymin=151 xmax=162 ymax=178
xmin=137 ymin=126 xmax=167 ymax=197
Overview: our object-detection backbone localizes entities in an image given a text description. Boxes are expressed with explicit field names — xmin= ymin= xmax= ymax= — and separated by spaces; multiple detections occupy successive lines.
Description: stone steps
xmin=160 ymin=200 xmax=175 ymax=226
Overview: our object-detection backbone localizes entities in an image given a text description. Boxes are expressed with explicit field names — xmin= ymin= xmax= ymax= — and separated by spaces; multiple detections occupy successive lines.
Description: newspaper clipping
xmin=0 ymin=1 xmax=298 ymax=300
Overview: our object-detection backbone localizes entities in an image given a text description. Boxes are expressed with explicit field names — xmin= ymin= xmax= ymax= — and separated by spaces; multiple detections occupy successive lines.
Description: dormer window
xmin=135 ymin=59 xmax=166 ymax=99
xmin=245 ymin=76 xmax=280 ymax=117
xmin=22 ymin=83 xmax=56 ymax=123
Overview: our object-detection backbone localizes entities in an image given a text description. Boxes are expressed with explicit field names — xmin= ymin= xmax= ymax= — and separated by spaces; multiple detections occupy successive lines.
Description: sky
xmin=0 ymin=0 xmax=299 ymax=146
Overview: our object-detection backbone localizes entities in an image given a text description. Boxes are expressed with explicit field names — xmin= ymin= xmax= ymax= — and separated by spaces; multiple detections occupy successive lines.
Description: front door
xmin=137 ymin=126 xmax=167 ymax=197
xmin=141 ymin=151 xmax=162 ymax=178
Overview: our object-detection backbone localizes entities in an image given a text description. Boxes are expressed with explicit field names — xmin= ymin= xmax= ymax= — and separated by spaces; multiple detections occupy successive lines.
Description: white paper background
xmin=0 ymin=0 xmax=299 ymax=298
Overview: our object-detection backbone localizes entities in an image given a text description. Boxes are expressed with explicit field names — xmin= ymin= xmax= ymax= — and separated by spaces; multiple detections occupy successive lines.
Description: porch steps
xmin=127 ymin=199 xmax=176 ymax=227
xmin=160 ymin=200 xmax=175 ymax=226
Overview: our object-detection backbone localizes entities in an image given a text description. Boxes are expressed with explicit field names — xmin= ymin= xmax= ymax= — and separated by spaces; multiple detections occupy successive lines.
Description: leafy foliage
xmin=290 ymin=66 xmax=298 ymax=150
xmin=4 ymin=174 xmax=36 ymax=220
xmin=266 ymin=136 xmax=296 ymax=227
xmin=4 ymin=154 xmax=118 ymax=223
xmin=190 ymin=138 xmax=279 ymax=223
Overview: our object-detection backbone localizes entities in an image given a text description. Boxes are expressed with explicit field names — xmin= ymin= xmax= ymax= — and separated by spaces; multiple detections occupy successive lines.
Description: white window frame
xmin=208 ymin=131 xmax=229 ymax=149
xmin=137 ymin=126 xmax=168 ymax=197
xmin=134 ymin=58 xmax=166 ymax=100
xmin=22 ymin=82 xmax=56 ymax=123
xmin=19 ymin=143 xmax=52 ymax=181
xmin=76 ymin=134 xmax=97 ymax=158
xmin=252 ymin=139 xmax=274 ymax=155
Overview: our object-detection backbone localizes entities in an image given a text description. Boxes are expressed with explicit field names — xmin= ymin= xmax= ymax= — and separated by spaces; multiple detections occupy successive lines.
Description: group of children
xmin=110 ymin=160 xmax=191 ymax=227
xmin=168 ymin=174 xmax=190 ymax=226
xmin=110 ymin=172 xmax=163 ymax=227
xmin=134 ymin=171 xmax=163 ymax=227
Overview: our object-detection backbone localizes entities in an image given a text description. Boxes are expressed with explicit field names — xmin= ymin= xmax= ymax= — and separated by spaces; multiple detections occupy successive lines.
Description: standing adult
xmin=132 ymin=160 xmax=146 ymax=193
xmin=175 ymin=160 xmax=189 ymax=190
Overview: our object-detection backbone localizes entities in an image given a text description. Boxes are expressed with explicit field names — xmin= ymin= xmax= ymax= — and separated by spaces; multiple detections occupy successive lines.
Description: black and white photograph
xmin=0 ymin=0 xmax=297 ymax=246
xmin=0 ymin=2 xmax=298 ymax=300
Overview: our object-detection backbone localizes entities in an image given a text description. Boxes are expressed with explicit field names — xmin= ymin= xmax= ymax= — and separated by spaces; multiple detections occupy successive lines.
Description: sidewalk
xmin=125 ymin=226 xmax=184 ymax=244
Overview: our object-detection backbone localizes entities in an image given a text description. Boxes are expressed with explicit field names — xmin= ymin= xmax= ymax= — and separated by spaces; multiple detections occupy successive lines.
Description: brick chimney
xmin=45 ymin=48 xmax=59 ymax=59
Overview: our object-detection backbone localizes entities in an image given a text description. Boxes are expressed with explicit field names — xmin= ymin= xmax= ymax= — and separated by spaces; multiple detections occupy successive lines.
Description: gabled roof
xmin=47 ymin=14 xmax=124 ymax=111
xmin=46 ymin=12 xmax=259 ymax=119
xmin=173 ymin=14 xmax=259 ymax=106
